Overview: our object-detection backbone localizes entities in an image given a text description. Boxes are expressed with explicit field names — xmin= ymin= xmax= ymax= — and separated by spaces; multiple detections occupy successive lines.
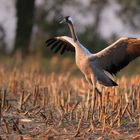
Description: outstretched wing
xmin=45 ymin=36 xmax=75 ymax=55
xmin=92 ymin=37 xmax=140 ymax=75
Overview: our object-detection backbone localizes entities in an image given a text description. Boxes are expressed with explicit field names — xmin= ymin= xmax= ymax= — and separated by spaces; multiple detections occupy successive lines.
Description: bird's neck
xmin=75 ymin=43 xmax=91 ymax=57
xmin=68 ymin=22 xmax=78 ymax=42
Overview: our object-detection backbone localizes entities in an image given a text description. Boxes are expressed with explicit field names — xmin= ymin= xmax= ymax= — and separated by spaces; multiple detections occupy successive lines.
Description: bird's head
xmin=59 ymin=16 xmax=73 ymax=24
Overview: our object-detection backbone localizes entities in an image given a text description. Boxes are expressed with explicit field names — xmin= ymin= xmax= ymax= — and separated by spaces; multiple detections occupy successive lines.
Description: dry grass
xmin=0 ymin=56 xmax=140 ymax=140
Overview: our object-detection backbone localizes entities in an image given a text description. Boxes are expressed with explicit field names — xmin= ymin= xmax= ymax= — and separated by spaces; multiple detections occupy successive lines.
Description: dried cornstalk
xmin=126 ymin=107 xmax=135 ymax=122
xmin=60 ymin=91 xmax=65 ymax=108
xmin=2 ymin=89 xmax=6 ymax=108
xmin=23 ymin=92 xmax=31 ymax=105
xmin=5 ymin=104 xmax=11 ymax=112
xmin=139 ymin=114 xmax=140 ymax=128
xmin=124 ymin=92 xmax=129 ymax=103
xmin=75 ymin=111 xmax=79 ymax=122
xmin=18 ymin=89 xmax=24 ymax=110
xmin=34 ymin=107 xmax=43 ymax=115
xmin=42 ymin=90 xmax=46 ymax=109
xmin=71 ymin=102 xmax=80 ymax=113
xmin=121 ymin=103 xmax=129 ymax=119
xmin=99 ymin=106 xmax=105 ymax=122
xmin=3 ymin=118 xmax=9 ymax=134
xmin=74 ymin=112 xmax=84 ymax=137
xmin=27 ymin=105 xmax=40 ymax=112
xmin=132 ymin=89 xmax=136 ymax=113
xmin=102 ymin=114 xmax=106 ymax=132
xmin=0 ymin=102 xmax=1 ymax=125
xmin=117 ymin=106 xmax=121 ymax=127
xmin=12 ymin=119 xmax=22 ymax=134
xmin=137 ymin=86 xmax=140 ymax=110
xmin=32 ymin=85 xmax=39 ymax=107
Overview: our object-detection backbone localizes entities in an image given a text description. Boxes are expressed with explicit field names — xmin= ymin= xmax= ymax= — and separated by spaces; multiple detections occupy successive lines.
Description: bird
xmin=45 ymin=16 xmax=140 ymax=113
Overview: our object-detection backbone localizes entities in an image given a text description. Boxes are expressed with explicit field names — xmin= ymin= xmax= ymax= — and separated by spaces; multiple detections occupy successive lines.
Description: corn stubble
xmin=0 ymin=61 xmax=140 ymax=140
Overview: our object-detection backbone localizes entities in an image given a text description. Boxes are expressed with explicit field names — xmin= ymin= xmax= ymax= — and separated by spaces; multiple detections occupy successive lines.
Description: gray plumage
xmin=45 ymin=16 xmax=140 ymax=113
xmin=46 ymin=16 xmax=140 ymax=88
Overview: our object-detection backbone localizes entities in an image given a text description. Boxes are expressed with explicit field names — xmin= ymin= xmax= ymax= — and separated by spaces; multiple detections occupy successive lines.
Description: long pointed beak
xmin=59 ymin=18 xmax=66 ymax=24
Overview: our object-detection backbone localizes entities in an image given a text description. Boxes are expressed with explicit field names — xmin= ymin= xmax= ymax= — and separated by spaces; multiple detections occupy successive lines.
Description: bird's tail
xmin=103 ymin=70 xmax=118 ymax=86
xmin=110 ymin=79 xmax=118 ymax=86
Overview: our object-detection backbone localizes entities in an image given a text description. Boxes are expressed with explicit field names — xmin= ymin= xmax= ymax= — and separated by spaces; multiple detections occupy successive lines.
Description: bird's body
xmin=47 ymin=35 xmax=140 ymax=87
xmin=73 ymin=38 xmax=119 ymax=87
xmin=45 ymin=16 xmax=140 ymax=114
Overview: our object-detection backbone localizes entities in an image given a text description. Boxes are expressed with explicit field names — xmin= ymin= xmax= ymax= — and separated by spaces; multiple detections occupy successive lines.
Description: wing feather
xmin=93 ymin=38 xmax=140 ymax=75
xmin=50 ymin=41 xmax=60 ymax=50
xmin=53 ymin=42 xmax=63 ymax=53
xmin=46 ymin=39 xmax=56 ymax=47
xmin=60 ymin=44 xmax=67 ymax=55
xmin=45 ymin=36 xmax=75 ymax=55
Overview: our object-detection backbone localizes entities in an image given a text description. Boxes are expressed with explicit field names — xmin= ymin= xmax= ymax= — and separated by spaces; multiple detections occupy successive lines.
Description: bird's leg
xmin=84 ymin=76 xmax=92 ymax=107
xmin=93 ymin=86 xmax=97 ymax=113
xmin=84 ymin=77 xmax=89 ymax=93
xmin=92 ymin=77 xmax=97 ymax=120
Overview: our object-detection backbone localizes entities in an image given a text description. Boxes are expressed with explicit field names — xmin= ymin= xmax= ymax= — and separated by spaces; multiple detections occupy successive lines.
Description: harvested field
xmin=0 ymin=57 xmax=140 ymax=140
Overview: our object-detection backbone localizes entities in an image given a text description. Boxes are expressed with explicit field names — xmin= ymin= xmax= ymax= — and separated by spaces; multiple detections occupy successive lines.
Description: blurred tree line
xmin=13 ymin=0 xmax=35 ymax=57
xmin=1 ymin=0 xmax=139 ymax=57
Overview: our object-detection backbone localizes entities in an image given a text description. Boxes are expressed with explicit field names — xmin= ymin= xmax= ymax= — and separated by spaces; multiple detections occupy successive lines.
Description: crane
xmin=45 ymin=16 xmax=140 ymax=114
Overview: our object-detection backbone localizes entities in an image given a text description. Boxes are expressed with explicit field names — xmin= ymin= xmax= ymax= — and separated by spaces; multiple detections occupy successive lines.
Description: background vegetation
xmin=0 ymin=0 xmax=139 ymax=75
